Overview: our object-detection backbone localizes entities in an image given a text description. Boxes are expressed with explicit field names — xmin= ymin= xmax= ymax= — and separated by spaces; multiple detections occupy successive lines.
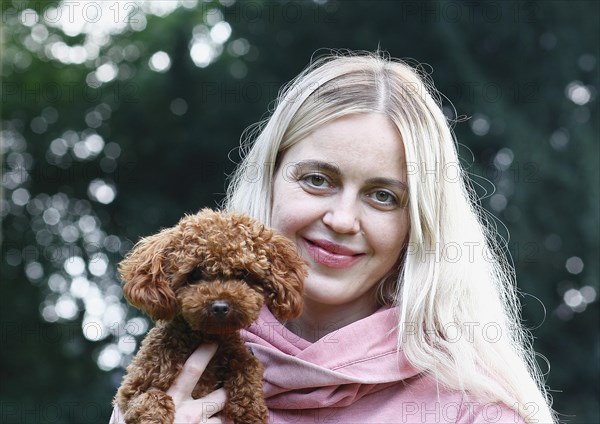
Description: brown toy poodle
xmin=113 ymin=209 xmax=306 ymax=424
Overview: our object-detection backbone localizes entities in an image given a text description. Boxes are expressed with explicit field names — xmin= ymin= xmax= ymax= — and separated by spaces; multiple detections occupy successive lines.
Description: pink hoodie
xmin=241 ymin=306 xmax=524 ymax=424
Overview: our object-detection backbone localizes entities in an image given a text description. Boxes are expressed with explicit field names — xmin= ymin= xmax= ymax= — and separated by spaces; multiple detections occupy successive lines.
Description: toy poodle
xmin=113 ymin=209 xmax=306 ymax=424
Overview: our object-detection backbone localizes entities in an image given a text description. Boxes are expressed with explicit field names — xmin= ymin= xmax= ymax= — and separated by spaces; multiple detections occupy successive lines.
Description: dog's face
xmin=119 ymin=209 xmax=306 ymax=330
xmin=175 ymin=268 xmax=266 ymax=334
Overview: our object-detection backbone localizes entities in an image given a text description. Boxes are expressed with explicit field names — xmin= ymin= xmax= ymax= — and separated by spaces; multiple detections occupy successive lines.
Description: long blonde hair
xmin=223 ymin=51 xmax=555 ymax=423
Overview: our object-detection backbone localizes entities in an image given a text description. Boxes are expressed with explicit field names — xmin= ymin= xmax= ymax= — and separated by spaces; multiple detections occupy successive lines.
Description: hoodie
xmin=241 ymin=306 xmax=524 ymax=424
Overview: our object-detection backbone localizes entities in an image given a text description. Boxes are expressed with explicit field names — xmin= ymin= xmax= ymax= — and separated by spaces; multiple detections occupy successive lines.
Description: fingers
xmin=167 ymin=343 xmax=218 ymax=403
xmin=173 ymin=388 xmax=227 ymax=423
xmin=190 ymin=387 xmax=227 ymax=417
xmin=202 ymin=418 xmax=224 ymax=424
xmin=109 ymin=406 xmax=125 ymax=424
xmin=120 ymin=344 xmax=224 ymax=424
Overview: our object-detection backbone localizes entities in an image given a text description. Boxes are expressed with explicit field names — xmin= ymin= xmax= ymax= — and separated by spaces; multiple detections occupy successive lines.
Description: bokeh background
xmin=1 ymin=0 xmax=598 ymax=423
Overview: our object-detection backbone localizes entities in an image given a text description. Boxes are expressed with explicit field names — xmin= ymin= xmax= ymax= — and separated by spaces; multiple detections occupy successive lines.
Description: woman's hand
xmin=110 ymin=343 xmax=227 ymax=424
xmin=167 ymin=343 xmax=227 ymax=423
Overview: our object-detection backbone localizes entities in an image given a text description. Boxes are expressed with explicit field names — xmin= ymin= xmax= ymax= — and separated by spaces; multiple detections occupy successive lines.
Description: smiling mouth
xmin=303 ymin=238 xmax=364 ymax=269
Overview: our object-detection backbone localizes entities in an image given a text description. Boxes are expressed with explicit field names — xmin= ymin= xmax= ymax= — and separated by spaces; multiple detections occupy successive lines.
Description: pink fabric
xmin=241 ymin=306 xmax=524 ymax=424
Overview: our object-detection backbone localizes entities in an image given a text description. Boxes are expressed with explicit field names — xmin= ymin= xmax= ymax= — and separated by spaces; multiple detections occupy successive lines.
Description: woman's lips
xmin=302 ymin=238 xmax=364 ymax=269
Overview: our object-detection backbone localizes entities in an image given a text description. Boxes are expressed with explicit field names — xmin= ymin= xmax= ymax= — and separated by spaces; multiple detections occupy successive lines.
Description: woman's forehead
xmin=279 ymin=113 xmax=407 ymax=176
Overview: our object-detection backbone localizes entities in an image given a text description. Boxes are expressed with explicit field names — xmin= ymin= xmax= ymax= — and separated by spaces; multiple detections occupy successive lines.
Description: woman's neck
xmin=284 ymin=295 xmax=379 ymax=343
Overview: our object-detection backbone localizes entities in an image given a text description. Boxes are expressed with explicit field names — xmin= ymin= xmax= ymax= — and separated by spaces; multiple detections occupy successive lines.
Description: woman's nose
xmin=322 ymin=195 xmax=361 ymax=234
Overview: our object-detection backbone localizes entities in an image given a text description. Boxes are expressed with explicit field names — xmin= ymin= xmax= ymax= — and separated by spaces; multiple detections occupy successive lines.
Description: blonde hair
xmin=223 ymin=51 xmax=555 ymax=423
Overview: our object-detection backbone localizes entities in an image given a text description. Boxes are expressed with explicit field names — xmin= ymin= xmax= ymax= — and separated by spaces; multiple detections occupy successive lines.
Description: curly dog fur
xmin=113 ymin=209 xmax=306 ymax=424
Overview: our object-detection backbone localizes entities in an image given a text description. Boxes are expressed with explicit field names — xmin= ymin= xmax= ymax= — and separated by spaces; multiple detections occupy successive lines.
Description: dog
xmin=113 ymin=209 xmax=306 ymax=423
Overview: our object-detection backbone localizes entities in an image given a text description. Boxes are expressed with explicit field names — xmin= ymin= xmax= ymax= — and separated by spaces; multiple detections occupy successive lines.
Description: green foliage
xmin=1 ymin=1 xmax=597 ymax=423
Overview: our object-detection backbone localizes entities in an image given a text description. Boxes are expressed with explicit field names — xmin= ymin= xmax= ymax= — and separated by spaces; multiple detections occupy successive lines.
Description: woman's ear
xmin=250 ymin=233 xmax=306 ymax=321
xmin=119 ymin=228 xmax=178 ymax=321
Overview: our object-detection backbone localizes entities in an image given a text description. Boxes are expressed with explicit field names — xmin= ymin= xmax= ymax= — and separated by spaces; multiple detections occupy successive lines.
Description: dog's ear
xmin=248 ymin=233 xmax=306 ymax=321
xmin=119 ymin=228 xmax=178 ymax=321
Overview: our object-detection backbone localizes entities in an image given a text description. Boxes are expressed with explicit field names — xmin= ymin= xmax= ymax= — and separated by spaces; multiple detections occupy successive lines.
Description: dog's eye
xmin=235 ymin=270 xmax=254 ymax=284
xmin=187 ymin=268 xmax=205 ymax=282
xmin=241 ymin=272 xmax=261 ymax=286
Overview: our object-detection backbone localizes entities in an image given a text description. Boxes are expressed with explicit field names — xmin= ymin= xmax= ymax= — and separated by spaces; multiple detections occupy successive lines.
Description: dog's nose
xmin=211 ymin=300 xmax=230 ymax=316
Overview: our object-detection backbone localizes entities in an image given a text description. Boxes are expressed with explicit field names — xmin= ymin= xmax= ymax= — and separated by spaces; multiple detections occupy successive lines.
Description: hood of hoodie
xmin=240 ymin=305 xmax=422 ymax=410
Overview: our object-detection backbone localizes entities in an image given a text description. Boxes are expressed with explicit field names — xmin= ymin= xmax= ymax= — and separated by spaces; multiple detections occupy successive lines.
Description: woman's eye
xmin=369 ymin=190 xmax=397 ymax=206
xmin=301 ymin=174 xmax=329 ymax=188
xmin=308 ymin=175 xmax=326 ymax=186
xmin=375 ymin=191 xmax=392 ymax=202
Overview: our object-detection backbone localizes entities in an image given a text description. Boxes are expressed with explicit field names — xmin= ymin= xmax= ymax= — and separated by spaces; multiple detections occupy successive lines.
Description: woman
xmin=111 ymin=51 xmax=555 ymax=423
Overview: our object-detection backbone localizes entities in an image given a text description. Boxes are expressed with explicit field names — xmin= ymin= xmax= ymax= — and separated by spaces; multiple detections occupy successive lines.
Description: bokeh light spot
xmin=149 ymin=51 xmax=171 ymax=73
xmin=565 ymin=256 xmax=584 ymax=275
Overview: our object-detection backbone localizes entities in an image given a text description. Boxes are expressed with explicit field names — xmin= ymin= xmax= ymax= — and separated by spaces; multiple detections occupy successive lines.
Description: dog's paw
xmin=124 ymin=390 xmax=175 ymax=424
xmin=224 ymin=401 xmax=268 ymax=424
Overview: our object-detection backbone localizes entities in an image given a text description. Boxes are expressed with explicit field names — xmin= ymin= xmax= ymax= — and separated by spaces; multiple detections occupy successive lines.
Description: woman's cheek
xmin=271 ymin=196 xmax=300 ymax=237
xmin=272 ymin=181 xmax=313 ymax=235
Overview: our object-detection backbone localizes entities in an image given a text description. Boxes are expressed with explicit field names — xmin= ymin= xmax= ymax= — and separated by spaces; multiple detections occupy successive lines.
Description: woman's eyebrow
xmin=291 ymin=160 xmax=341 ymax=176
xmin=365 ymin=177 xmax=408 ymax=192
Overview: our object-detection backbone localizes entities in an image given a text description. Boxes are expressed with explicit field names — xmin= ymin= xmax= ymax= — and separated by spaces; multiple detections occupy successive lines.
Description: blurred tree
xmin=1 ymin=1 xmax=597 ymax=423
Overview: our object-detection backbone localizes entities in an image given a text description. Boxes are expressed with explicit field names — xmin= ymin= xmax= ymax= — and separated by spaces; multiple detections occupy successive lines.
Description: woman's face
xmin=271 ymin=113 xmax=410 ymax=316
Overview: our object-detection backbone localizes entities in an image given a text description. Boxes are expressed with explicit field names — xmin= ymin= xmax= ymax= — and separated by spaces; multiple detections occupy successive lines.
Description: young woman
xmin=111 ymin=51 xmax=556 ymax=423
